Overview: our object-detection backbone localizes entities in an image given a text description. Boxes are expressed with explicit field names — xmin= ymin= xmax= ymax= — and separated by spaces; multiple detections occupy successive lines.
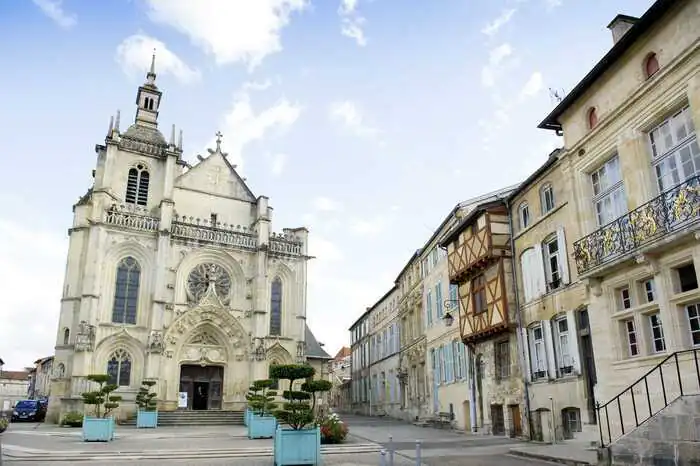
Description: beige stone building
xmin=350 ymin=307 xmax=372 ymax=414
xmin=440 ymin=198 xmax=525 ymax=436
xmin=396 ymin=252 xmax=427 ymax=421
xmin=328 ymin=347 xmax=351 ymax=411
xmin=509 ymin=149 xmax=598 ymax=442
xmin=28 ymin=356 xmax=54 ymax=400
xmin=537 ymin=0 xmax=700 ymax=445
xmin=0 ymin=366 xmax=29 ymax=413
xmin=48 ymin=57 xmax=325 ymax=422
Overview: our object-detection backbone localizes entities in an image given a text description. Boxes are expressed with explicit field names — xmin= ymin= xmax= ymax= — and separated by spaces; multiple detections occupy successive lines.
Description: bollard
xmin=388 ymin=435 xmax=394 ymax=466
xmin=415 ymin=440 xmax=422 ymax=466
xmin=380 ymin=449 xmax=387 ymax=466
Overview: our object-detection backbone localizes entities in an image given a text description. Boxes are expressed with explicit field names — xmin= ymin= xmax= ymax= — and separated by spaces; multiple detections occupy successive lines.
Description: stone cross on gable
xmin=215 ymin=131 xmax=223 ymax=152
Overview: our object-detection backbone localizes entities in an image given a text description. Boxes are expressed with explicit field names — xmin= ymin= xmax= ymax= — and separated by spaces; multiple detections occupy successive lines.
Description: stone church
xmin=48 ymin=56 xmax=330 ymax=421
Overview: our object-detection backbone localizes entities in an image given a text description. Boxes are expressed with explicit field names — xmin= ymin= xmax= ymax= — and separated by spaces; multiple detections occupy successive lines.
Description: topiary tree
xmin=81 ymin=374 xmax=122 ymax=418
xmin=246 ymin=379 xmax=277 ymax=416
xmin=269 ymin=364 xmax=316 ymax=430
xmin=135 ymin=380 xmax=157 ymax=412
xmin=301 ymin=379 xmax=332 ymax=418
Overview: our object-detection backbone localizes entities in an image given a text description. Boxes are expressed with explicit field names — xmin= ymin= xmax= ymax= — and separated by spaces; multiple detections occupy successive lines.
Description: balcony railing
xmin=573 ymin=176 xmax=700 ymax=275
xmin=105 ymin=204 xmax=159 ymax=232
xmin=171 ymin=215 xmax=257 ymax=251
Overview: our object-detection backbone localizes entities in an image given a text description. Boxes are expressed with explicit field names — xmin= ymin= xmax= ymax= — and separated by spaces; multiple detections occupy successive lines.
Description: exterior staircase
xmin=121 ymin=410 xmax=244 ymax=427
xmin=596 ymin=349 xmax=700 ymax=465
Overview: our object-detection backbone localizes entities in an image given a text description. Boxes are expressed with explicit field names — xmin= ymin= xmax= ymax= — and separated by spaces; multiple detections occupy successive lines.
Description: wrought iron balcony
xmin=573 ymin=176 xmax=700 ymax=275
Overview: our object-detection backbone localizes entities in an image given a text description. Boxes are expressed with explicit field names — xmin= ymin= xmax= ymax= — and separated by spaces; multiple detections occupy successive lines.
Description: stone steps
xmin=121 ymin=410 xmax=244 ymax=426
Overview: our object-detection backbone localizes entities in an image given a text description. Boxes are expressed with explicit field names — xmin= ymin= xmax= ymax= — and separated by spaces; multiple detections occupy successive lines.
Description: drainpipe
xmin=502 ymin=195 xmax=533 ymax=440
xmin=469 ymin=346 xmax=478 ymax=433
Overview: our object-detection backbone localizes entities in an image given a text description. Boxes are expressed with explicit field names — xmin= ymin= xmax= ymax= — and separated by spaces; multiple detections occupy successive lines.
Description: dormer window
xmin=587 ymin=107 xmax=598 ymax=129
xmin=518 ymin=202 xmax=530 ymax=230
xmin=125 ymin=164 xmax=149 ymax=206
xmin=644 ymin=53 xmax=660 ymax=79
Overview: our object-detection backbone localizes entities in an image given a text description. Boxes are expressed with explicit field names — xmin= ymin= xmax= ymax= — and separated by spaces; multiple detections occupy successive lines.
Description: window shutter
xmin=533 ymin=246 xmax=548 ymax=297
xmin=541 ymin=320 xmax=558 ymax=380
xmin=520 ymin=327 xmax=532 ymax=382
xmin=557 ymin=227 xmax=571 ymax=285
xmin=566 ymin=311 xmax=581 ymax=374
xmin=520 ymin=251 xmax=534 ymax=302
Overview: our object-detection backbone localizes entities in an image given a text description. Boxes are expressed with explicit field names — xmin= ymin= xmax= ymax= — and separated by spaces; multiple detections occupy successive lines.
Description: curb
xmin=508 ymin=448 xmax=593 ymax=465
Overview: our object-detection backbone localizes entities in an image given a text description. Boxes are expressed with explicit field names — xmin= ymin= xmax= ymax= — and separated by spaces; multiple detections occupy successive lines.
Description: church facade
xmin=48 ymin=57 xmax=325 ymax=421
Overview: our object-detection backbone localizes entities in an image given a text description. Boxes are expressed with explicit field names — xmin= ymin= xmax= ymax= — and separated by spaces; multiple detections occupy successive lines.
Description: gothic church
xmin=48 ymin=56 xmax=330 ymax=421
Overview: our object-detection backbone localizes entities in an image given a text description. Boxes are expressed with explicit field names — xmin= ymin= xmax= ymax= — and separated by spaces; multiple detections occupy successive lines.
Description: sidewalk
xmin=508 ymin=440 xmax=599 ymax=465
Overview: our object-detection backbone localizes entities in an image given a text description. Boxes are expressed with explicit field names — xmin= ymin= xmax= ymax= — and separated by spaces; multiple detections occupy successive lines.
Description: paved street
xmin=0 ymin=416 xmax=560 ymax=465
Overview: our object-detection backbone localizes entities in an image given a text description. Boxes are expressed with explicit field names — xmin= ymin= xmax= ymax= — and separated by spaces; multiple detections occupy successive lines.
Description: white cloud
xmin=545 ymin=0 xmax=563 ymax=9
xmin=210 ymin=81 xmax=303 ymax=169
xmin=520 ymin=71 xmax=544 ymax=99
xmin=481 ymin=43 xmax=514 ymax=88
xmin=481 ymin=8 xmax=516 ymax=37
xmin=338 ymin=0 xmax=367 ymax=47
xmin=32 ymin=0 xmax=77 ymax=29
xmin=115 ymin=34 xmax=201 ymax=84
xmin=0 ymin=219 xmax=67 ymax=369
xmin=350 ymin=218 xmax=385 ymax=236
xmin=313 ymin=197 xmax=341 ymax=212
xmin=143 ymin=0 xmax=309 ymax=71
xmin=307 ymin=235 xmax=344 ymax=263
xmin=270 ymin=153 xmax=287 ymax=176
xmin=329 ymin=100 xmax=379 ymax=139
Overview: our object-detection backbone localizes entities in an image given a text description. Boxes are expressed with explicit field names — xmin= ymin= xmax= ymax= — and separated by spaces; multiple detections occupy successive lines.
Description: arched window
xmin=587 ymin=107 xmax=598 ymax=129
xmin=106 ymin=349 xmax=132 ymax=386
xmin=55 ymin=363 xmax=66 ymax=378
xmin=518 ymin=202 xmax=530 ymax=230
xmin=540 ymin=183 xmax=555 ymax=213
xmin=63 ymin=328 xmax=70 ymax=345
xmin=125 ymin=164 xmax=150 ymax=206
xmin=112 ymin=256 xmax=141 ymax=324
xmin=269 ymin=277 xmax=282 ymax=336
xmin=644 ymin=53 xmax=660 ymax=79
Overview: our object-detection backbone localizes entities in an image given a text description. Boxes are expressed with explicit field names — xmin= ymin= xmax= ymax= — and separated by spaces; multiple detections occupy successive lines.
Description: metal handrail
xmin=596 ymin=348 xmax=700 ymax=447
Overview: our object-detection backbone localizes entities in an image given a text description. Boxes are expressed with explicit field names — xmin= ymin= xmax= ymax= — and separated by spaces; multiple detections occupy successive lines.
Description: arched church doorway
xmin=179 ymin=364 xmax=224 ymax=410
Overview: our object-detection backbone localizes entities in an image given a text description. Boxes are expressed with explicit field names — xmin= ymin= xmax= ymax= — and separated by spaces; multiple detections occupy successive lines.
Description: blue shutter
xmin=426 ymin=291 xmax=433 ymax=327
xmin=435 ymin=283 xmax=443 ymax=319
xmin=449 ymin=284 xmax=458 ymax=304
xmin=446 ymin=343 xmax=454 ymax=382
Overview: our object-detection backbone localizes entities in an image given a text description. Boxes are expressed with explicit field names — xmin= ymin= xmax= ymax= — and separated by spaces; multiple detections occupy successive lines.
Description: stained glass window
xmin=112 ymin=257 xmax=140 ymax=324
xmin=269 ymin=278 xmax=282 ymax=336
xmin=106 ymin=349 xmax=131 ymax=386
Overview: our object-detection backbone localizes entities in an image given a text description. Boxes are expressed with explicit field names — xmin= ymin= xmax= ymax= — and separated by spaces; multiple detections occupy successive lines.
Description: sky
xmin=0 ymin=0 xmax=656 ymax=370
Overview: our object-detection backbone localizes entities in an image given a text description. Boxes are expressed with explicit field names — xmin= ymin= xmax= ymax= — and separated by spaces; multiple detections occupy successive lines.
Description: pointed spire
xmin=178 ymin=129 xmax=183 ymax=150
xmin=107 ymin=115 xmax=114 ymax=138
xmin=114 ymin=110 xmax=121 ymax=133
xmin=170 ymin=124 xmax=176 ymax=146
xmin=146 ymin=49 xmax=156 ymax=85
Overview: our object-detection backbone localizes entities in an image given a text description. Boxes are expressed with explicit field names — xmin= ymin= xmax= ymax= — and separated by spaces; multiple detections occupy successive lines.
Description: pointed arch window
xmin=63 ymin=328 xmax=70 ymax=345
xmin=106 ymin=349 xmax=132 ymax=386
xmin=112 ymin=256 xmax=141 ymax=325
xmin=125 ymin=164 xmax=149 ymax=206
xmin=269 ymin=277 xmax=283 ymax=336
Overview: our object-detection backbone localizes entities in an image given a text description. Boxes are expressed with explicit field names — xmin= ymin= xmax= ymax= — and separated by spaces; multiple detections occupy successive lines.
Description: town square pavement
xmin=0 ymin=414 xmax=569 ymax=465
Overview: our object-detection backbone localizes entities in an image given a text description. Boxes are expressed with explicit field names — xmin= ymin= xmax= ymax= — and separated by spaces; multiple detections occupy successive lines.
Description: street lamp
xmin=442 ymin=300 xmax=459 ymax=327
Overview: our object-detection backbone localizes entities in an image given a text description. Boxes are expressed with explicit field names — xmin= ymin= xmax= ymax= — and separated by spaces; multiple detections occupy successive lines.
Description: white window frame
xmin=519 ymin=202 xmax=530 ymax=229
xmin=619 ymin=286 xmax=632 ymax=310
xmin=529 ymin=325 xmax=547 ymax=380
xmin=591 ymin=155 xmax=627 ymax=226
xmin=543 ymin=235 xmax=561 ymax=291
xmin=648 ymin=313 xmax=666 ymax=354
xmin=541 ymin=183 xmax=555 ymax=213
xmin=624 ymin=319 xmax=639 ymax=357
xmin=648 ymin=106 xmax=699 ymax=193
xmin=686 ymin=303 xmax=700 ymax=347
xmin=554 ymin=317 xmax=573 ymax=375
xmin=641 ymin=279 xmax=655 ymax=303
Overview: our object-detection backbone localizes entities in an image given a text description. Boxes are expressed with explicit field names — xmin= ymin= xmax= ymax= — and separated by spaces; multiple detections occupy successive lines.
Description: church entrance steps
xmin=120 ymin=410 xmax=244 ymax=426
xmin=0 ymin=443 xmax=384 ymax=461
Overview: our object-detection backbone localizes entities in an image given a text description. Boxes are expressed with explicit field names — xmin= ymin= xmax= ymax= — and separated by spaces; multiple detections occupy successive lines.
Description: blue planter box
xmin=274 ymin=426 xmax=321 ymax=465
xmin=244 ymin=408 xmax=251 ymax=426
xmin=136 ymin=410 xmax=158 ymax=428
xmin=82 ymin=416 xmax=115 ymax=442
xmin=248 ymin=413 xmax=276 ymax=439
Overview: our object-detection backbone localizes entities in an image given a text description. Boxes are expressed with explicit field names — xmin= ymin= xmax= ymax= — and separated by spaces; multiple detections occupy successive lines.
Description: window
xmin=435 ymin=282 xmax=444 ymax=319
xmin=269 ymin=277 xmax=282 ymax=336
xmin=686 ymin=303 xmax=700 ymax=346
xmin=640 ymin=279 xmax=655 ymax=303
xmin=562 ymin=408 xmax=582 ymax=438
xmin=623 ymin=319 xmax=638 ymax=357
xmin=649 ymin=106 xmax=698 ymax=192
xmin=112 ymin=256 xmax=140 ymax=324
xmin=518 ymin=202 xmax=530 ymax=229
xmin=649 ymin=313 xmax=666 ymax=353
xmin=554 ymin=318 xmax=573 ymax=375
xmin=444 ymin=343 xmax=454 ymax=383
xmin=495 ymin=340 xmax=510 ymax=380
xmin=210 ymin=213 xmax=218 ymax=226
xmin=618 ymin=286 xmax=632 ymax=309
xmin=543 ymin=236 xmax=561 ymax=291
xmin=530 ymin=326 xmax=547 ymax=379
xmin=426 ymin=290 xmax=433 ymax=327
xmin=452 ymin=340 xmax=463 ymax=380
xmin=106 ymin=349 xmax=132 ymax=386
xmin=449 ymin=284 xmax=458 ymax=307
xmin=677 ymin=263 xmax=699 ymax=293
xmin=472 ymin=274 xmax=487 ymax=314
xmin=125 ymin=165 xmax=150 ymax=206
xmin=591 ymin=155 xmax=626 ymax=226
xmin=644 ymin=52 xmax=660 ymax=79
xmin=437 ymin=346 xmax=445 ymax=383
xmin=587 ymin=107 xmax=598 ymax=129
xmin=541 ymin=183 xmax=555 ymax=213
xmin=63 ymin=328 xmax=70 ymax=345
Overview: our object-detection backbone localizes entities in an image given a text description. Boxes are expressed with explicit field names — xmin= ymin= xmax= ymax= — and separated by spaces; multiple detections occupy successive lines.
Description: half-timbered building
xmin=440 ymin=198 xmax=525 ymax=436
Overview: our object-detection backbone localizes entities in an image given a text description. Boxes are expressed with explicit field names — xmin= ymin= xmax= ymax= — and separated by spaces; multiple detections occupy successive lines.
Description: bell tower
xmin=134 ymin=50 xmax=161 ymax=129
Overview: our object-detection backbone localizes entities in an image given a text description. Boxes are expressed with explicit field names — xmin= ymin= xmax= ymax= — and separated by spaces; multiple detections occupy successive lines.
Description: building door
xmin=180 ymin=364 xmax=224 ymax=410
xmin=491 ymin=404 xmax=505 ymax=435
xmin=509 ymin=404 xmax=522 ymax=437
xmin=578 ymin=308 xmax=597 ymax=424
xmin=193 ymin=382 xmax=209 ymax=410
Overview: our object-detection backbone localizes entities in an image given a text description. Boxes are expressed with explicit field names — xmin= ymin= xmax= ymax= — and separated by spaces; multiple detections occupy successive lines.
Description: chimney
xmin=607 ymin=14 xmax=639 ymax=44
